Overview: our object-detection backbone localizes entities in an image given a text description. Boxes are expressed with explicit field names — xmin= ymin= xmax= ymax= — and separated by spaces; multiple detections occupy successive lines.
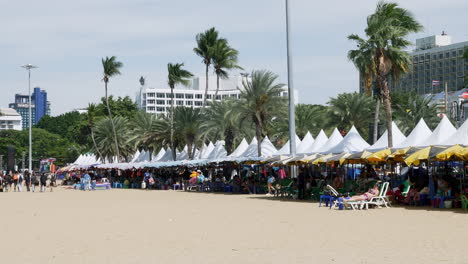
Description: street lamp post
xmin=285 ymin=0 xmax=297 ymax=156
xmin=21 ymin=64 xmax=38 ymax=173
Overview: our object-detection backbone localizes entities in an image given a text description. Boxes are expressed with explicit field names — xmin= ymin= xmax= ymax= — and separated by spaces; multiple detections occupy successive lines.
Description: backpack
xmin=13 ymin=174 xmax=18 ymax=181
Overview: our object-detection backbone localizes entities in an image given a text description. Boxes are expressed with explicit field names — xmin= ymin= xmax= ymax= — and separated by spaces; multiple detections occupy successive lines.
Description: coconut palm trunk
xmin=255 ymin=120 xmax=262 ymax=157
xmin=203 ymin=64 xmax=209 ymax=107
xmin=214 ymin=74 xmax=220 ymax=101
xmin=90 ymin=128 xmax=103 ymax=160
xmin=378 ymin=75 xmax=393 ymax=147
xmin=373 ymin=98 xmax=380 ymax=144
xmin=104 ymin=80 xmax=121 ymax=161
xmin=170 ymin=85 xmax=176 ymax=161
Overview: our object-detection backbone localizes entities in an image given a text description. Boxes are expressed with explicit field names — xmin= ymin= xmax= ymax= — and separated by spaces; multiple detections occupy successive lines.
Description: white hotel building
xmin=140 ymin=75 xmax=298 ymax=115
xmin=0 ymin=108 xmax=22 ymax=131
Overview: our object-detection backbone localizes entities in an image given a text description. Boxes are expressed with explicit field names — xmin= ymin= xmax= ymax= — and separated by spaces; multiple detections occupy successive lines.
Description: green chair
xmin=460 ymin=195 xmax=468 ymax=210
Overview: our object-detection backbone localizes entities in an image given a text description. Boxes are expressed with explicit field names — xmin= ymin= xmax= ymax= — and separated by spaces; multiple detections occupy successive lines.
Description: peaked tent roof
xmin=397 ymin=118 xmax=433 ymax=148
xmin=317 ymin=128 xmax=343 ymax=153
xmin=177 ymin=145 xmax=189 ymax=160
xmin=152 ymin=148 xmax=166 ymax=161
xmin=420 ymin=115 xmax=456 ymax=146
xmin=276 ymin=134 xmax=302 ymax=155
xmin=326 ymin=126 xmax=370 ymax=154
xmin=239 ymin=137 xmax=259 ymax=157
xmin=200 ymin=142 xmax=215 ymax=159
xmin=196 ymin=143 xmax=208 ymax=159
xmin=442 ymin=118 xmax=468 ymax=145
xmin=296 ymin=131 xmax=315 ymax=154
xmin=259 ymin=136 xmax=278 ymax=157
xmin=130 ymin=150 xmax=141 ymax=163
xmin=367 ymin=122 xmax=406 ymax=151
xmin=207 ymin=141 xmax=228 ymax=160
xmin=305 ymin=130 xmax=328 ymax=154
xmin=158 ymin=148 xmax=175 ymax=162
xmin=228 ymin=138 xmax=249 ymax=158
xmin=135 ymin=150 xmax=150 ymax=162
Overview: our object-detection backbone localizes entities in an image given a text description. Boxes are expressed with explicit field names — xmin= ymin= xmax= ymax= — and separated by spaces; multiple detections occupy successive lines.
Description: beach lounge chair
xmin=319 ymin=185 xmax=339 ymax=207
xmin=361 ymin=182 xmax=390 ymax=209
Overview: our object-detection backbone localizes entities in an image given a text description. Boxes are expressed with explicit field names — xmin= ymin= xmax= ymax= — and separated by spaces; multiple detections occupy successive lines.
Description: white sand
xmin=1 ymin=188 xmax=467 ymax=264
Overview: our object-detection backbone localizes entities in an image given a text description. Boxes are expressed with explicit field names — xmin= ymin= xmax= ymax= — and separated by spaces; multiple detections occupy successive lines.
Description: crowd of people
xmin=0 ymin=171 xmax=56 ymax=192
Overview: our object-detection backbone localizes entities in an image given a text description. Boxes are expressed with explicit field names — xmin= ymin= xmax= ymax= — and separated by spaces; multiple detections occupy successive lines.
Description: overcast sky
xmin=1 ymin=0 xmax=467 ymax=115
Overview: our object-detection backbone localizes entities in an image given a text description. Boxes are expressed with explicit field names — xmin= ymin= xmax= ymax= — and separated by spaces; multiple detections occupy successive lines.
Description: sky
xmin=1 ymin=0 xmax=468 ymax=115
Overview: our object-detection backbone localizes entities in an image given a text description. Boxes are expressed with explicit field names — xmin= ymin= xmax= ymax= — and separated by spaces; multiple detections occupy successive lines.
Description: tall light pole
xmin=285 ymin=0 xmax=297 ymax=156
xmin=21 ymin=64 xmax=38 ymax=173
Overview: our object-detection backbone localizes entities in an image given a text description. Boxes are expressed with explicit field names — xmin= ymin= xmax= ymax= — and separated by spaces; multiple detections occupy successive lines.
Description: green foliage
xmin=167 ymin=63 xmax=194 ymax=89
xmin=94 ymin=116 xmax=133 ymax=162
xmin=95 ymin=96 xmax=139 ymax=119
xmin=36 ymin=111 xmax=88 ymax=146
xmin=101 ymin=56 xmax=123 ymax=82
xmin=0 ymin=128 xmax=79 ymax=167
xmin=391 ymin=92 xmax=439 ymax=134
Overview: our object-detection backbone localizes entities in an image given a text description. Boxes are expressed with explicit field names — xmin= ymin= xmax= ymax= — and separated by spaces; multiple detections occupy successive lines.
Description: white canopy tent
xmin=326 ymin=126 xmax=370 ymax=154
xmin=276 ymin=134 xmax=302 ymax=155
xmin=397 ymin=118 xmax=432 ymax=148
xmin=420 ymin=115 xmax=456 ymax=146
xmin=442 ymin=118 xmax=468 ymax=145
xmin=152 ymin=148 xmax=166 ymax=161
xmin=296 ymin=132 xmax=315 ymax=154
xmin=305 ymin=129 xmax=328 ymax=154
xmin=207 ymin=141 xmax=228 ymax=160
xmin=228 ymin=138 xmax=249 ymax=158
xmin=367 ymin=122 xmax=406 ymax=151
xmin=317 ymin=128 xmax=343 ymax=153
xmin=239 ymin=137 xmax=258 ymax=158
xmin=199 ymin=142 xmax=215 ymax=159
xmin=158 ymin=148 xmax=175 ymax=162
xmin=130 ymin=150 xmax=141 ymax=163
xmin=177 ymin=145 xmax=189 ymax=161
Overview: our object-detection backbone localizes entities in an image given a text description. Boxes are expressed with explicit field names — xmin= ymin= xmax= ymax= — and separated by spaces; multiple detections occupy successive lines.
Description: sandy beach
xmin=1 ymin=188 xmax=467 ymax=264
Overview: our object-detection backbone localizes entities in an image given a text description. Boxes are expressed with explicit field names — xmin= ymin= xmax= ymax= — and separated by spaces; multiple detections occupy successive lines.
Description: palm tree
xmin=211 ymin=40 xmax=243 ymax=100
xmin=86 ymin=103 xmax=103 ymax=159
xmin=94 ymin=116 xmax=132 ymax=162
xmin=194 ymin=27 xmax=224 ymax=107
xmin=392 ymin=92 xmax=439 ymax=134
xmin=348 ymin=1 xmax=422 ymax=147
xmin=167 ymin=63 xmax=193 ymax=160
xmin=239 ymin=70 xmax=287 ymax=157
xmin=130 ymin=111 xmax=161 ymax=160
xmin=101 ymin=56 xmax=123 ymax=160
xmin=202 ymin=99 xmax=246 ymax=154
xmin=173 ymin=107 xmax=204 ymax=159
xmin=327 ymin=92 xmax=374 ymax=139
xmin=347 ymin=37 xmax=381 ymax=143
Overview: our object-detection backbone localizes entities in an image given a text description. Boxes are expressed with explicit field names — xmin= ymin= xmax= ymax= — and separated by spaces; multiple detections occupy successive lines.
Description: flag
xmin=432 ymin=80 xmax=440 ymax=85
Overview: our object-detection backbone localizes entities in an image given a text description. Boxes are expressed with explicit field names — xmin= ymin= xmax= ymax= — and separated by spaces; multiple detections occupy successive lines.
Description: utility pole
xmin=21 ymin=152 xmax=25 ymax=172
xmin=21 ymin=64 xmax=38 ymax=173
xmin=285 ymin=0 xmax=297 ymax=157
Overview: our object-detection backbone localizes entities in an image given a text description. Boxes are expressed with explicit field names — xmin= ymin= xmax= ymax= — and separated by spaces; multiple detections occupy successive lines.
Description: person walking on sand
xmin=40 ymin=173 xmax=47 ymax=192
xmin=16 ymin=172 xmax=24 ymax=192
xmin=31 ymin=172 xmax=39 ymax=192
xmin=24 ymin=171 xmax=31 ymax=192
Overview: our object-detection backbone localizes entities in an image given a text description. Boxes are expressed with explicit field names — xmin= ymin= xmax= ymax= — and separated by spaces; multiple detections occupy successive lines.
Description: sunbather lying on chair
xmin=344 ymin=184 xmax=379 ymax=202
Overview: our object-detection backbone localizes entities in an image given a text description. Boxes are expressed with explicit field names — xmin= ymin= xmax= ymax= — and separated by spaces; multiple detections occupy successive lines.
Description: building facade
xmin=9 ymin=87 xmax=51 ymax=129
xmin=359 ymin=33 xmax=468 ymax=94
xmin=140 ymin=75 xmax=297 ymax=115
xmin=0 ymin=108 xmax=22 ymax=131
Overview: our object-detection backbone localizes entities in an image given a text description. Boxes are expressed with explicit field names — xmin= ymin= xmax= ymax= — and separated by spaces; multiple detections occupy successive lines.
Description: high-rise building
xmin=9 ymin=87 xmax=51 ymax=129
xmin=139 ymin=75 xmax=298 ymax=115
xmin=359 ymin=33 xmax=468 ymax=94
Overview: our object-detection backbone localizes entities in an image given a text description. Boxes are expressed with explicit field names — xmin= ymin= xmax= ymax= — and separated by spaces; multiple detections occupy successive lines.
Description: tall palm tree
xmin=94 ymin=116 xmax=132 ymax=162
xmin=349 ymin=1 xmax=422 ymax=147
xmin=173 ymin=107 xmax=204 ymax=159
xmin=211 ymin=40 xmax=243 ymax=100
xmin=86 ymin=103 xmax=103 ymax=159
xmin=167 ymin=63 xmax=193 ymax=160
xmin=239 ymin=70 xmax=287 ymax=157
xmin=194 ymin=27 xmax=224 ymax=107
xmin=130 ymin=111 xmax=160 ymax=160
xmin=101 ymin=56 xmax=123 ymax=160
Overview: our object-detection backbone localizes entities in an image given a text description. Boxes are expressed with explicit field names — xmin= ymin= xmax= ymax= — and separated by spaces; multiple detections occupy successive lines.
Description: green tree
xmin=211 ymin=40 xmax=243 ymax=99
xmin=101 ymin=56 xmax=124 ymax=160
xmin=94 ymin=116 xmax=133 ymax=162
xmin=130 ymin=111 xmax=161 ymax=160
xmin=327 ymin=92 xmax=374 ymax=139
xmin=392 ymin=92 xmax=439 ymax=134
xmin=173 ymin=107 xmax=204 ymax=159
xmin=167 ymin=63 xmax=193 ymax=160
xmin=349 ymin=1 xmax=422 ymax=147
xmin=95 ymin=96 xmax=138 ymax=119
xmin=86 ymin=103 xmax=103 ymax=159
xmin=35 ymin=111 xmax=88 ymax=146
xmin=194 ymin=27 xmax=224 ymax=107
xmin=239 ymin=70 xmax=287 ymax=156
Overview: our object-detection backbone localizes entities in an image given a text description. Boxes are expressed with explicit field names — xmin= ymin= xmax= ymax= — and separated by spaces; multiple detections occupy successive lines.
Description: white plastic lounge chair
xmin=361 ymin=182 xmax=390 ymax=209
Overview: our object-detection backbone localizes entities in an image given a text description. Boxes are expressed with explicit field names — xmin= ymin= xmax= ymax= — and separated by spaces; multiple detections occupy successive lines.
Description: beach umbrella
xmin=404 ymin=146 xmax=448 ymax=166
xmin=434 ymin=145 xmax=468 ymax=161
xmin=366 ymin=148 xmax=392 ymax=163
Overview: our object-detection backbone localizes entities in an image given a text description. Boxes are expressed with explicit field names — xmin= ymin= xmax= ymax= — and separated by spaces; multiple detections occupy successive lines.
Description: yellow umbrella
xmin=345 ymin=151 xmax=372 ymax=164
xmin=404 ymin=147 xmax=431 ymax=166
xmin=435 ymin=145 xmax=468 ymax=161
xmin=311 ymin=154 xmax=331 ymax=165
xmin=366 ymin=148 xmax=391 ymax=163
xmin=323 ymin=153 xmax=350 ymax=165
